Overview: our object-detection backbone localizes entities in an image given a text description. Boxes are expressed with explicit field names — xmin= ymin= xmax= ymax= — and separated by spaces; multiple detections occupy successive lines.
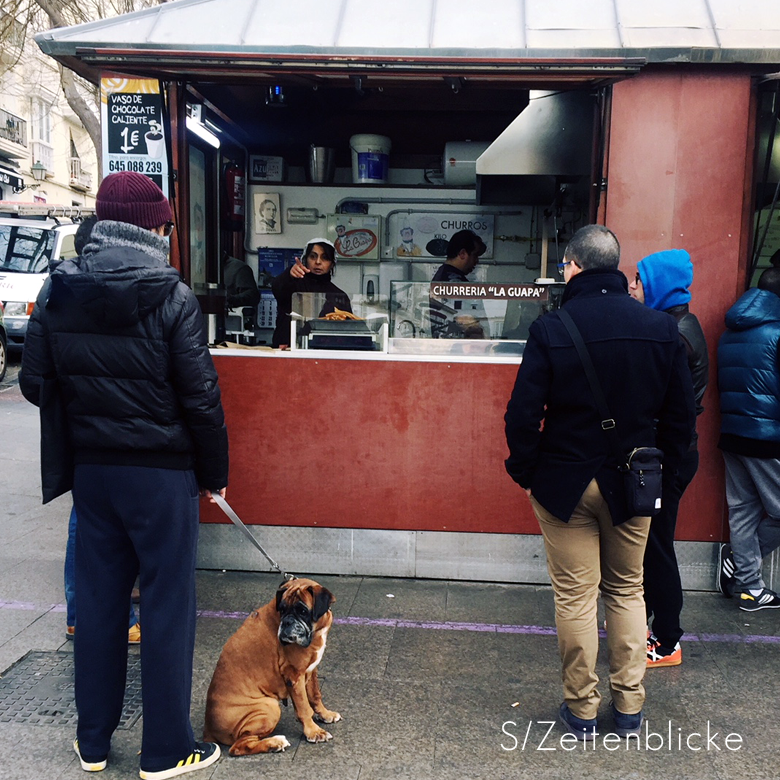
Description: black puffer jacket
xmin=20 ymin=221 xmax=228 ymax=491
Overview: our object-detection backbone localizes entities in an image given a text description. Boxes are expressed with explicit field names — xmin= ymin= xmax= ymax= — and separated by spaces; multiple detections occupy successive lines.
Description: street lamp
xmin=31 ymin=160 xmax=46 ymax=181
xmin=13 ymin=160 xmax=47 ymax=194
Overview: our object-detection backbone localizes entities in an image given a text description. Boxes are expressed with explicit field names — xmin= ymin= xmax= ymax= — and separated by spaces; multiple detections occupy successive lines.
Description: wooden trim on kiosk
xmin=169 ymin=81 xmax=190 ymax=280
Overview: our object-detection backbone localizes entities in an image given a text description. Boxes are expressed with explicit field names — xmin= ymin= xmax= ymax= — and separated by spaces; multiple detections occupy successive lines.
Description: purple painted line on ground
xmin=694 ymin=631 xmax=780 ymax=644
xmin=197 ymin=609 xmax=253 ymax=620
xmin=0 ymin=601 xmax=43 ymax=611
xmin=5 ymin=602 xmax=780 ymax=645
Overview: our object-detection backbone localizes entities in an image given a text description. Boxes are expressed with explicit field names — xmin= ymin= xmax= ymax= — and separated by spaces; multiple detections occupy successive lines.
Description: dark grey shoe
xmin=558 ymin=703 xmax=598 ymax=741
xmin=610 ymin=702 xmax=643 ymax=737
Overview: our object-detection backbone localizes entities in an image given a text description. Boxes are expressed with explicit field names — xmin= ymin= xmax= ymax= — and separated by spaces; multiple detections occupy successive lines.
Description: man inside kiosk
xmin=430 ymin=229 xmax=487 ymax=339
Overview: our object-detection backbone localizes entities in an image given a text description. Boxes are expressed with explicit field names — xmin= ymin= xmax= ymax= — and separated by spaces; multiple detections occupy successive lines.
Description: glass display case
xmin=290 ymin=292 xmax=389 ymax=351
xmin=287 ymin=282 xmax=564 ymax=355
xmin=388 ymin=280 xmax=564 ymax=356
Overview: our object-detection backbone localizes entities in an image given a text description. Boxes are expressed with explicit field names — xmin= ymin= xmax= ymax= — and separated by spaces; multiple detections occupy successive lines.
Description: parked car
xmin=0 ymin=204 xmax=93 ymax=351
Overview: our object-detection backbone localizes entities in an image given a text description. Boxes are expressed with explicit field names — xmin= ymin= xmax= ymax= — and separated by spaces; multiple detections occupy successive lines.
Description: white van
xmin=0 ymin=205 xmax=94 ymax=351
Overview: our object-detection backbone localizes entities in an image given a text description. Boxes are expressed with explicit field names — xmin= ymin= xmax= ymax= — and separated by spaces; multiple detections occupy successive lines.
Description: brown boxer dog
xmin=203 ymin=578 xmax=341 ymax=755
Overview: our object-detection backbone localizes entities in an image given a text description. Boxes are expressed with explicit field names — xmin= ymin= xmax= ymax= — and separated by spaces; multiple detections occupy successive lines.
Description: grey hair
xmin=564 ymin=224 xmax=620 ymax=270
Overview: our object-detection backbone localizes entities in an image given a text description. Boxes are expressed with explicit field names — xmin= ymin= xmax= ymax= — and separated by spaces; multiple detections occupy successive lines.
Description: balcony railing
xmin=30 ymin=140 xmax=54 ymax=177
xmin=0 ymin=13 xmax=25 ymax=60
xmin=69 ymin=157 xmax=93 ymax=191
xmin=0 ymin=108 xmax=27 ymax=149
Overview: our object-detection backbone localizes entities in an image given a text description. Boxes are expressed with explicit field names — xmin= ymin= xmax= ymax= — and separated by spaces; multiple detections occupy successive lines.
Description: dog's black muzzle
xmin=278 ymin=614 xmax=313 ymax=647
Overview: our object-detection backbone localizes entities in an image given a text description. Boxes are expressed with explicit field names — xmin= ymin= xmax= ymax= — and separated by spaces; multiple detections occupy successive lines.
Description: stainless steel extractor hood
xmin=476 ymin=90 xmax=596 ymax=205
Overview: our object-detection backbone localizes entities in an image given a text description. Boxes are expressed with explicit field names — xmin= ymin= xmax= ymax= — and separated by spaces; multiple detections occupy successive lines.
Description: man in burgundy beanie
xmin=21 ymin=171 xmax=227 ymax=779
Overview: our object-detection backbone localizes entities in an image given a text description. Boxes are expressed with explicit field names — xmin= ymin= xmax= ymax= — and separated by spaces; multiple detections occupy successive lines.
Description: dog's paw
xmin=314 ymin=710 xmax=342 ymax=724
xmin=267 ymin=735 xmax=291 ymax=753
xmin=305 ymin=727 xmax=333 ymax=743
xmin=229 ymin=734 xmax=291 ymax=756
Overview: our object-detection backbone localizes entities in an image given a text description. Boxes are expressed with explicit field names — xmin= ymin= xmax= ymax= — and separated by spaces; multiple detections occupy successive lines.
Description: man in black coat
xmin=20 ymin=171 xmax=226 ymax=779
xmin=504 ymin=225 xmax=695 ymax=740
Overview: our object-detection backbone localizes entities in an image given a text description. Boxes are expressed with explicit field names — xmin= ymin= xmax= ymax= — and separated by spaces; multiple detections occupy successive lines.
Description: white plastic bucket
xmin=350 ymin=134 xmax=391 ymax=184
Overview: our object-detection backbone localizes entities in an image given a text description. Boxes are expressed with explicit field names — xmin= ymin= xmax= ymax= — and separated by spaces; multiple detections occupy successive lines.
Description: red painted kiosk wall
xmin=605 ymin=67 xmax=755 ymax=542
xmin=204 ymin=356 xmax=528 ymax=533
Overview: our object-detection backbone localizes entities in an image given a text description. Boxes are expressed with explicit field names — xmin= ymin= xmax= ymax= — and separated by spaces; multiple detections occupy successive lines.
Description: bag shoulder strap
xmin=557 ymin=308 xmax=626 ymax=468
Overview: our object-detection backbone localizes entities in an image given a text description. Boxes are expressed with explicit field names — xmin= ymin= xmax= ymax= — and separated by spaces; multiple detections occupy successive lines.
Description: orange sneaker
xmin=66 ymin=625 xmax=75 ymax=640
xmin=646 ymin=635 xmax=682 ymax=667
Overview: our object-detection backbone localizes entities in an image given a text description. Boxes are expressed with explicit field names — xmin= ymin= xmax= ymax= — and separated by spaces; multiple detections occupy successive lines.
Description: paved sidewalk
xmin=1 ymin=376 xmax=779 ymax=780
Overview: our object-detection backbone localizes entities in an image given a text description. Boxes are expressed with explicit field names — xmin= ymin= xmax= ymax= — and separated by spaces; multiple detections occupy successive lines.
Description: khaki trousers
xmin=532 ymin=479 xmax=650 ymax=720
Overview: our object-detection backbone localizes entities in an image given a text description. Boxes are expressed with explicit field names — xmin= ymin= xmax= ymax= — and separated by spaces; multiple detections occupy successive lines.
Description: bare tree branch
xmin=32 ymin=0 xmax=67 ymax=29
xmin=59 ymin=65 xmax=103 ymax=178
xmin=32 ymin=0 xmax=103 ymax=177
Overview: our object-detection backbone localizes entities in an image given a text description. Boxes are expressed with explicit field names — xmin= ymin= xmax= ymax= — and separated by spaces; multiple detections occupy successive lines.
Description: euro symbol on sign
xmin=120 ymin=127 xmax=139 ymax=153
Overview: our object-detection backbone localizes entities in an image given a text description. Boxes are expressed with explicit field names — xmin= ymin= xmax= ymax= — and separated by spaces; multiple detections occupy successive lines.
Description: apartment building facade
xmin=0 ymin=11 xmax=97 ymax=207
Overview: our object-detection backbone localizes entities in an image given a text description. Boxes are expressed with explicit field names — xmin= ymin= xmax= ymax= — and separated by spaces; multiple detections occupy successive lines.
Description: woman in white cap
xmin=270 ymin=237 xmax=352 ymax=348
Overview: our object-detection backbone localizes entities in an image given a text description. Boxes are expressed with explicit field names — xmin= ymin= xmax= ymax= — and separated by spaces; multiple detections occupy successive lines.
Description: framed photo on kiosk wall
xmin=253 ymin=192 xmax=281 ymax=235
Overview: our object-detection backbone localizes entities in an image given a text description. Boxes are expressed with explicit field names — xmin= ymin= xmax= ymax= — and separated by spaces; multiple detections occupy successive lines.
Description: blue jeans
xmin=65 ymin=506 xmax=137 ymax=629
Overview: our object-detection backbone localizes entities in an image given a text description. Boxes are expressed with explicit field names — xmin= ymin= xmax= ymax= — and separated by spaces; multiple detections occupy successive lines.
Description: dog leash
xmin=212 ymin=494 xmax=296 ymax=581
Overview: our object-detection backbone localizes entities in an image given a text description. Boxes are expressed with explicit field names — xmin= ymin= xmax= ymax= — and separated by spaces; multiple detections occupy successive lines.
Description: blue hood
xmin=725 ymin=287 xmax=780 ymax=331
xmin=637 ymin=249 xmax=692 ymax=311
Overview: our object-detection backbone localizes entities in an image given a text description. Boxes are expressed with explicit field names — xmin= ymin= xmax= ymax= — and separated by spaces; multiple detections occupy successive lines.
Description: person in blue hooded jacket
xmin=630 ymin=250 xmax=708 ymax=667
xmin=716 ymin=265 xmax=780 ymax=612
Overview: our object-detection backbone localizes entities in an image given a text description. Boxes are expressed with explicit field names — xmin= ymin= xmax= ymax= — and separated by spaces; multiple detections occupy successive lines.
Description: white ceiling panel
xmin=616 ymin=0 xmax=713 ymax=30
xmin=527 ymin=0 xmax=618 ymax=32
xmin=243 ymin=0 xmax=343 ymax=47
xmin=708 ymin=0 xmax=780 ymax=31
xmin=621 ymin=27 xmax=718 ymax=48
xmin=527 ymin=28 xmax=622 ymax=50
xmin=431 ymin=0 xmax=526 ymax=50
xmin=338 ymin=0 xmax=434 ymax=49
xmin=148 ymin=0 xmax=255 ymax=45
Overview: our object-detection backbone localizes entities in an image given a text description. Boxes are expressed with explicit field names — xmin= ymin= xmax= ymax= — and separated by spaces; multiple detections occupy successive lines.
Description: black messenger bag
xmin=624 ymin=446 xmax=664 ymax=517
xmin=557 ymin=309 xmax=663 ymax=518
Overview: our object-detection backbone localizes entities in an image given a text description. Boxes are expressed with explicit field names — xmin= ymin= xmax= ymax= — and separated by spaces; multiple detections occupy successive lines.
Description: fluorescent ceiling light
xmin=186 ymin=116 xmax=220 ymax=148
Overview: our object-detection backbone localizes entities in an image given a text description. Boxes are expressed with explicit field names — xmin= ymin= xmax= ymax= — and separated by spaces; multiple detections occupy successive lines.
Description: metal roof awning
xmin=34 ymin=0 xmax=780 ymax=85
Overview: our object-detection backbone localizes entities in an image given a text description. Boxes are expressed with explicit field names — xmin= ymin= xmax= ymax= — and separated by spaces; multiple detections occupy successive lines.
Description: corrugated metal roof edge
xmin=33 ymin=37 xmax=780 ymax=67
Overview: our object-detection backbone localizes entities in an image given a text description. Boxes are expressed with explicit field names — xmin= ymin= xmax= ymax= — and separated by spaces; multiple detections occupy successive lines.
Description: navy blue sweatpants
xmin=72 ymin=464 xmax=200 ymax=772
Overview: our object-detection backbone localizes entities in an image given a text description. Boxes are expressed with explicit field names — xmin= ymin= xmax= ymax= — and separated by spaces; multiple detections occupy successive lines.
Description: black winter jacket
xmin=504 ymin=268 xmax=695 ymax=525
xmin=667 ymin=304 xmax=708 ymax=449
xmin=20 ymin=224 xmax=228 ymax=492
